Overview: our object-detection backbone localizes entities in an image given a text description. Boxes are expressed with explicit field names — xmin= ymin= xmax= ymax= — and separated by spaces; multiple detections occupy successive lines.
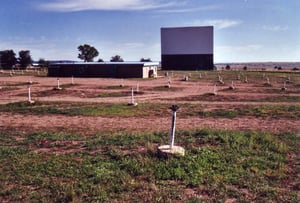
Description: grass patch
xmin=0 ymin=129 xmax=298 ymax=202
xmin=152 ymin=86 xmax=183 ymax=91
xmin=0 ymin=86 xmax=20 ymax=91
xmin=1 ymin=82 xmax=39 ymax=87
xmin=60 ymin=83 xmax=79 ymax=89
xmin=97 ymin=91 xmax=130 ymax=97
xmin=1 ymin=101 xmax=168 ymax=117
xmin=102 ymin=85 xmax=128 ymax=90
xmin=177 ymin=93 xmax=300 ymax=103
xmin=97 ymin=91 xmax=145 ymax=97
xmin=0 ymin=101 xmax=299 ymax=119
xmin=245 ymin=105 xmax=300 ymax=119
xmin=198 ymin=105 xmax=300 ymax=119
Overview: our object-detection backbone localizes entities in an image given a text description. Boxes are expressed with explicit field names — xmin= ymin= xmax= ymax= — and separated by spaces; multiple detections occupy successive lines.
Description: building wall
xmin=161 ymin=26 xmax=214 ymax=70
xmin=48 ymin=63 xmax=157 ymax=78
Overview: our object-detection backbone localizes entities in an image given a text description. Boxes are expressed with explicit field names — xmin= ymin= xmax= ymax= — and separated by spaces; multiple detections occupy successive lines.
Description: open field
xmin=0 ymin=70 xmax=300 ymax=202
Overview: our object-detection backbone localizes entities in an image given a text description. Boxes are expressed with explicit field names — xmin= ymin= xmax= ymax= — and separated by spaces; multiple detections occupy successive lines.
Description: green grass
xmin=0 ymin=129 xmax=298 ymax=202
xmin=152 ymin=86 xmax=183 ymax=91
xmin=198 ymin=105 xmax=300 ymax=119
xmin=101 ymin=85 xmax=129 ymax=89
xmin=160 ymin=70 xmax=300 ymax=83
xmin=177 ymin=93 xmax=300 ymax=103
xmin=0 ymin=82 xmax=39 ymax=87
xmin=60 ymin=83 xmax=78 ymax=89
xmin=0 ymin=101 xmax=299 ymax=119
xmin=97 ymin=91 xmax=130 ymax=97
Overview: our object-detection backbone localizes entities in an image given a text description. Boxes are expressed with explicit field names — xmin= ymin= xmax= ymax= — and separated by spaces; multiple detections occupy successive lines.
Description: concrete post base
xmin=158 ymin=145 xmax=185 ymax=157
xmin=128 ymin=102 xmax=138 ymax=106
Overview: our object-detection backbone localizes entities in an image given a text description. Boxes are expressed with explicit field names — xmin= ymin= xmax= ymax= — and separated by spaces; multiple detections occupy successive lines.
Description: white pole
xmin=170 ymin=110 xmax=176 ymax=149
xmin=131 ymin=87 xmax=134 ymax=104
xmin=57 ymin=78 xmax=60 ymax=89
xmin=28 ymin=84 xmax=31 ymax=102
xmin=71 ymin=76 xmax=74 ymax=85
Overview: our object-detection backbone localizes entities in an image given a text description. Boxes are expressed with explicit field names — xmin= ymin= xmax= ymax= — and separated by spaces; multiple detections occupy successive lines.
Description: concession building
xmin=161 ymin=26 xmax=214 ymax=70
xmin=48 ymin=62 xmax=158 ymax=78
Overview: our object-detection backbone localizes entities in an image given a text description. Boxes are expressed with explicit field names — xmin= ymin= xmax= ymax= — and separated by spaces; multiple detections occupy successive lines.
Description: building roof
xmin=50 ymin=61 xmax=159 ymax=66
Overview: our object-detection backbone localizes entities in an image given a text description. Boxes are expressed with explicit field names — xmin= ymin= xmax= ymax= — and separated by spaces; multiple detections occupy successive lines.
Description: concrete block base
xmin=128 ymin=102 xmax=138 ymax=106
xmin=158 ymin=145 xmax=185 ymax=157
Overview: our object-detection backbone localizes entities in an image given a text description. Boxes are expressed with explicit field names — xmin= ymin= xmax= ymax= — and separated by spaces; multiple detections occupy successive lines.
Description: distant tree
xmin=98 ymin=58 xmax=104 ymax=62
xmin=292 ymin=67 xmax=299 ymax=71
xmin=110 ymin=55 xmax=124 ymax=62
xmin=243 ymin=66 xmax=247 ymax=71
xmin=225 ymin=64 xmax=231 ymax=70
xmin=38 ymin=58 xmax=50 ymax=68
xmin=0 ymin=50 xmax=17 ymax=69
xmin=140 ymin=57 xmax=152 ymax=62
xmin=18 ymin=50 xmax=33 ymax=69
xmin=77 ymin=44 xmax=99 ymax=62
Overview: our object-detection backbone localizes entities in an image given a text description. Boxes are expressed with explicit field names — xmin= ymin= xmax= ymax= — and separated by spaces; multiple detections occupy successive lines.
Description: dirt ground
xmin=0 ymin=71 xmax=300 ymax=135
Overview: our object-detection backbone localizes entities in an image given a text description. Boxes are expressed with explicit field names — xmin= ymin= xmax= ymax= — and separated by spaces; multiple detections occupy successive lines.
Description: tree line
xmin=0 ymin=50 xmax=33 ymax=70
xmin=77 ymin=44 xmax=152 ymax=63
xmin=0 ymin=44 xmax=152 ymax=70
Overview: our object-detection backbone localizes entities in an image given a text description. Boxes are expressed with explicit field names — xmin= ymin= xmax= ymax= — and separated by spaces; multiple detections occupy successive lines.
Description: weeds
xmin=0 ymin=129 xmax=298 ymax=202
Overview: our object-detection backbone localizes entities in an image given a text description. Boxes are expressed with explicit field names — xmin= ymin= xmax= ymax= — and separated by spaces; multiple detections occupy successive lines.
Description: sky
xmin=0 ymin=0 xmax=299 ymax=63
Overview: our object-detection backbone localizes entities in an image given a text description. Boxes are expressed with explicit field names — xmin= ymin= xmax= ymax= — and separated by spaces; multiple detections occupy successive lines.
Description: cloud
xmin=0 ymin=36 xmax=76 ymax=60
xmin=262 ymin=25 xmax=288 ymax=32
xmin=38 ymin=0 xmax=175 ymax=12
xmin=217 ymin=44 xmax=263 ymax=53
xmin=157 ymin=4 xmax=220 ymax=13
xmin=193 ymin=19 xmax=242 ymax=30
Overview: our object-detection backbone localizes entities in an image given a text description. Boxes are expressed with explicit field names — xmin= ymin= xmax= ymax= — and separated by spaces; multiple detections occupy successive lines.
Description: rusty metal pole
xmin=169 ymin=105 xmax=179 ymax=149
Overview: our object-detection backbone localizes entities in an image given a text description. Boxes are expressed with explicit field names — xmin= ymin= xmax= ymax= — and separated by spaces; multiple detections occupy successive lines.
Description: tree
xmin=225 ymin=64 xmax=231 ymax=70
xmin=0 ymin=50 xmax=17 ymax=69
xmin=140 ymin=57 xmax=152 ymax=62
xmin=77 ymin=44 xmax=99 ymax=62
xmin=18 ymin=50 xmax=33 ymax=69
xmin=110 ymin=55 xmax=124 ymax=62
xmin=97 ymin=58 xmax=104 ymax=62
xmin=38 ymin=58 xmax=50 ymax=68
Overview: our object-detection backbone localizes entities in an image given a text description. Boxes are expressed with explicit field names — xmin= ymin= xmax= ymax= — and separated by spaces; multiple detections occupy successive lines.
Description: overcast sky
xmin=0 ymin=0 xmax=299 ymax=62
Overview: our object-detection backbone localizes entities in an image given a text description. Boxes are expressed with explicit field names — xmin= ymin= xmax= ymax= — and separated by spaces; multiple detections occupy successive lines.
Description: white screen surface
xmin=161 ymin=26 xmax=213 ymax=55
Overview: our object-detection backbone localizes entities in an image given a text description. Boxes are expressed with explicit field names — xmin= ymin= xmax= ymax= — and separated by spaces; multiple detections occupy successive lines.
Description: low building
xmin=48 ymin=62 xmax=158 ymax=78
